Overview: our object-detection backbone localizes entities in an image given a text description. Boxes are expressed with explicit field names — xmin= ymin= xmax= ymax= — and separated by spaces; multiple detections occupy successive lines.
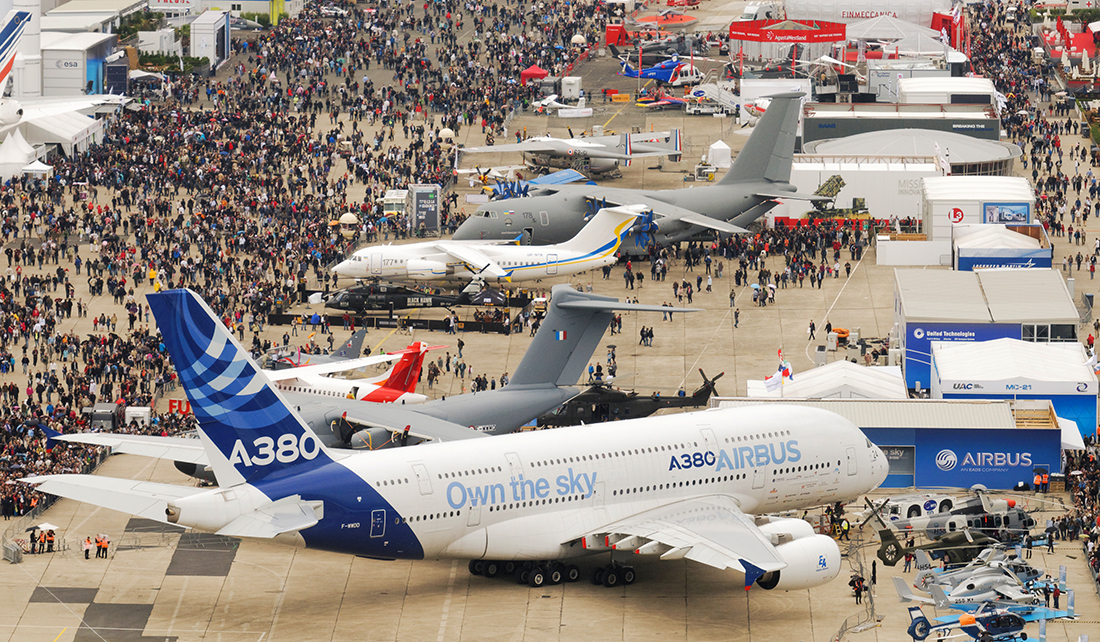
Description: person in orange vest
xmin=37 ymin=530 xmax=45 ymax=554
xmin=99 ymin=535 xmax=109 ymax=559
xmin=94 ymin=535 xmax=102 ymax=559
xmin=46 ymin=530 xmax=54 ymax=553
xmin=1034 ymin=472 xmax=1042 ymax=492
xmin=82 ymin=537 xmax=92 ymax=559
xmin=1042 ymin=472 xmax=1050 ymax=492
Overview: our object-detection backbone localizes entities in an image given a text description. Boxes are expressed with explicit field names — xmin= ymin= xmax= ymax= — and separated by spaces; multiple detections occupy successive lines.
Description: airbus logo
xmin=935 ymin=449 xmax=958 ymax=471
xmin=913 ymin=328 xmax=925 ymax=339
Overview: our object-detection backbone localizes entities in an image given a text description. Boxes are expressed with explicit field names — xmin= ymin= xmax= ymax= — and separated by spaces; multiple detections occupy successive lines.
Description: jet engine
xmin=753 ymin=516 xmax=841 ymax=590
xmin=0 ymin=100 xmax=23 ymax=125
xmin=406 ymin=259 xmax=452 ymax=279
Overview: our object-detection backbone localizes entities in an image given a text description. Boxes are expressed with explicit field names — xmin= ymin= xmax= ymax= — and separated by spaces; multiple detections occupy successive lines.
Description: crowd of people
xmin=0 ymin=0 xmax=609 ymax=527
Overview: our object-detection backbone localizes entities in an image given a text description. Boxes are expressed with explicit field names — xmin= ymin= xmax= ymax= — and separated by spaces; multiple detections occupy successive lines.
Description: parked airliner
xmin=24 ymin=289 xmax=887 ymax=591
xmin=267 ymin=341 xmax=442 ymax=404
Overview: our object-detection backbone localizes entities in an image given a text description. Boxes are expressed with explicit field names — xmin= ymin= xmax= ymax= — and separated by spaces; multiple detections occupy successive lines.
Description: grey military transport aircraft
xmin=452 ymin=92 xmax=824 ymax=247
xmin=53 ymin=285 xmax=693 ymax=483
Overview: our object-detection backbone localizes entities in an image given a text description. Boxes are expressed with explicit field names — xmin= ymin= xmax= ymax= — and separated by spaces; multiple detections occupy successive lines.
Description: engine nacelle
xmin=349 ymin=427 xmax=397 ymax=449
xmin=0 ymin=100 xmax=23 ymax=125
xmin=165 ymin=485 xmax=267 ymax=532
xmin=406 ymin=259 xmax=452 ymax=279
xmin=755 ymin=534 xmax=841 ymax=591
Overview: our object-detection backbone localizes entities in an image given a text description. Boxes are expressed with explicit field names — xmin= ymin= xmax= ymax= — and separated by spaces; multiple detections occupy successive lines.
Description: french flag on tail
xmin=0 ymin=12 xmax=31 ymax=91
xmin=555 ymin=330 xmax=567 ymax=340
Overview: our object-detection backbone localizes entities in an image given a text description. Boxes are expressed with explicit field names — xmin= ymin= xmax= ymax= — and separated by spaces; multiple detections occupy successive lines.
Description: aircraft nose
xmin=870 ymin=444 xmax=888 ymax=490
xmin=332 ymin=261 xmax=351 ymax=276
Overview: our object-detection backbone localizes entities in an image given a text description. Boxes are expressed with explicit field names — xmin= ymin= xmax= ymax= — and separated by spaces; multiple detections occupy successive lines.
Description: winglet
xmin=929 ymin=584 xmax=951 ymax=609
xmin=741 ymin=559 xmax=766 ymax=590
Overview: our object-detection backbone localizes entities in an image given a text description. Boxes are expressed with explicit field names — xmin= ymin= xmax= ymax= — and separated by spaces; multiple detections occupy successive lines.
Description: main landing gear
xmin=468 ymin=560 xmax=582 ymax=587
xmin=591 ymin=562 xmax=636 ymax=588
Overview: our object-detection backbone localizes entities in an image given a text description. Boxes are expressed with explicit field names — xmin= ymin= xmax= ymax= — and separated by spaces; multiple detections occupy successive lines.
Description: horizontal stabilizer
xmin=265 ymin=352 xmax=402 ymax=381
xmin=755 ymin=192 xmax=831 ymax=202
xmin=54 ymin=433 xmax=210 ymax=465
xmin=20 ymin=474 xmax=205 ymax=524
xmin=340 ymin=411 xmax=488 ymax=443
xmin=557 ymin=300 xmax=700 ymax=313
xmin=216 ymin=494 xmax=324 ymax=538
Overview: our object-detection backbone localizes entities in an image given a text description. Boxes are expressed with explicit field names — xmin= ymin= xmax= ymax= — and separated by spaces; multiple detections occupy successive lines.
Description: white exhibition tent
xmin=891 ymin=33 xmax=957 ymax=56
xmin=846 ymin=15 xmax=938 ymax=42
xmin=22 ymin=159 xmax=52 ymax=177
xmin=954 ymin=224 xmax=1041 ymax=250
xmin=708 ymin=140 xmax=731 ymax=168
xmin=0 ymin=130 xmax=38 ymax=179
xmin=747 ymin=360 xmax=908 ymax=399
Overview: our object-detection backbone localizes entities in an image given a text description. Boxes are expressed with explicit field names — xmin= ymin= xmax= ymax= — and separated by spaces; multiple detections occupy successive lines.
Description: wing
xmin=339 ymin=410 xmax=490 ymax=442
xmin=756 ymin=192 xmax=832 ymax=202
xmin=577 ymin=496 xmax=785 ymax=582
xmin=460 ymin=140 xmax=562 ymax=154
xmin=217 ymin=494 xmax=323 ymax=538
xmin=265 ymin=352 xmax=403 ymax=381
xmin=20 ymin=474 xmax=206 ymax=523
xmin=54 ymin=432 xmax=210 ymax=465
xmin=433 ymin=242 xmax=508 ymax=278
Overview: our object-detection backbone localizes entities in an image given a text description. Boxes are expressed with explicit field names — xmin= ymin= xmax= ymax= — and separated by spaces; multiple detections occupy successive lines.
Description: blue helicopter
xmin=617 ymin=55 xmax=704 ymax=87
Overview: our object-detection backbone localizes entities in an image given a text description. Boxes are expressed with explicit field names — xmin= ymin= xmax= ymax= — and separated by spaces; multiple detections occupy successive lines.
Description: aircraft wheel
xmin=529 ymin=566 xmax=548 ymax=588
xmin=908 ymin=618 xmax=931 ymax=641
xmin=516 ymin=567 xmax=530 ymax=585
xmin=907 ymin=506 xmax=921 ymax=519
xmin=469 ymin=560 xmax=484 ymax=576
xmin=602 ymin=566 xmax=620 ymax=588
xmin=592 ymin=567 xmax=606 ymax=585
xmin=547 ymin=564 xmax=563 ymax=585
xmin=938 ymin=501 xmax=953 ymax=513
xmin=564 ymin=564 xmax=581 ymax=582
xmin=504 ymin=561 xmax=516 ymax=575
xmin=622 ymin=566 xmax=636 ymax=585
xmin=484 ymin=561 xmax=500 ymax=578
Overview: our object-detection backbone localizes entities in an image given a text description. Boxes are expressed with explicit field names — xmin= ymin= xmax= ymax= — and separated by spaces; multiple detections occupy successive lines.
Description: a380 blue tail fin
xmin=147 ymin=289 xmax=335 ymax=487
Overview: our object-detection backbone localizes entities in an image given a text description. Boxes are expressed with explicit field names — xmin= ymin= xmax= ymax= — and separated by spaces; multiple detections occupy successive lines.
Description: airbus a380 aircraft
xmin=24 ymin=290 xmax=887 ymax=591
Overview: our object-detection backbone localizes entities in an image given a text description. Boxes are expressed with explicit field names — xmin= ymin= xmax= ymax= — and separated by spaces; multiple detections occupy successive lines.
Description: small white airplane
xmin=23 ymin=288 xmax=889 ymax=590
xmin=332 ymin=205 xmax=645 ymax=284
xmin=533 ymin=95 xmax=593 ymax=118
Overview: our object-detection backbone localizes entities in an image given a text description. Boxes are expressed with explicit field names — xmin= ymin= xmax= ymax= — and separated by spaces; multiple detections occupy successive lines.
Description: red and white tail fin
xmin=0 ymin=12 xmax=31 ymax=91
xmin=377 ymin=342 xmax=446 ymax=395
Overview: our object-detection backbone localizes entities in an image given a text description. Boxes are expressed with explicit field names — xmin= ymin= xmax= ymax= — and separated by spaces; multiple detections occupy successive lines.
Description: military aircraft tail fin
xmin=509 ymin=283 xmax=692 ymax=387
xmin=719 ymin=92 xmax=801 ymax=186
xmin=332 ymin=328 xmax=368 ymax=360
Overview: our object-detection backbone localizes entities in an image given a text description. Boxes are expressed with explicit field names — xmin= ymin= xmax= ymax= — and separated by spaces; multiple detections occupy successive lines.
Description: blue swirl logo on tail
xmin=147 ymin=289 xmax=331 ymax=484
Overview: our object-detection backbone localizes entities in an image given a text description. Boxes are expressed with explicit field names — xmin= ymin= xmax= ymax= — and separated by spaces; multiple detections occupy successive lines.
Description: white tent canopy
xmin=954 ymin=224 xmax=1041 ymax=250
xmin=747 ymin=360 xmax=908 ymax=399
xmin=846 ymin=15 xmax=939 ymax=41
xmin=22 ymin=159 xmax=52 ymax=176
xmin=1057 ymin=417 xmax=1087 ymax=450
xmin=0 ymin=130 xmax=37 ymax=179
xmin=891 ymin=33 xmax=958 ymax=56
xmin=708 ymin=140 xmax=731 ymax=168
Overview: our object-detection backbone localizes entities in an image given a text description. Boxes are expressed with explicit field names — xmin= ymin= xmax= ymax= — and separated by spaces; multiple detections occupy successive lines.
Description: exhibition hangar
xmin=893 ymin=268 xmax=1078 ymax=391
xmin=711 ymin=398 xmax=1072 ymax=489
xmin=930 ymin=338 xmax=1097 ymax=436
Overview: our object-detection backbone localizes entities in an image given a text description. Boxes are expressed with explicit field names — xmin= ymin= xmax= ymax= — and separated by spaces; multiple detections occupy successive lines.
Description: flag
xmin=764 ymin=370 xmax=783 ymax=391
xmin=555 ymin=331 xmax=567 ymax=340
xmin=951 ymin=3 xmax=961 ymax=26
xmin=781 ymin=360 xmax=794 ymax=381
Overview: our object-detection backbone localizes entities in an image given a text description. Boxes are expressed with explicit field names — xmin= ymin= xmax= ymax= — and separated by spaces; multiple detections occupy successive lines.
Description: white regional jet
xmin=332 ymin=205 xmax=643 ymax=284
xmin=23 ymin=289 xmax=887 ymax=590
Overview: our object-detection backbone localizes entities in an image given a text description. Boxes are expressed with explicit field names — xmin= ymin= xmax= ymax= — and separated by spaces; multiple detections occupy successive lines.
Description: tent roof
xmin=23 ymin=160 xmax=52 ymax=172
xmin=846 ymin=15 xmax=938 ymax=41
xmin=747 ymin=361 xmax=908 ymax=399
xmin=931 ymin=338 xmax=1095 ymax=383
xmin=977 ymin=269 xmax=1077 ymax=323
xmin=0 ymin=132 xmax=34 ymax=164
xmin=714 ymin=398 xmax=1019 ymax=430
xmin=954 ymin=224 xmax=1040 ymax=250
xmin=521 ymin=65 xmax=548 ymax=75
xmin=894 ymin=269 xmax=990 ymax=322
xmin=892 ymin=33 xmax=956 ymax=55
xmin=895 ymin=268 xmax=1077 ymax=323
